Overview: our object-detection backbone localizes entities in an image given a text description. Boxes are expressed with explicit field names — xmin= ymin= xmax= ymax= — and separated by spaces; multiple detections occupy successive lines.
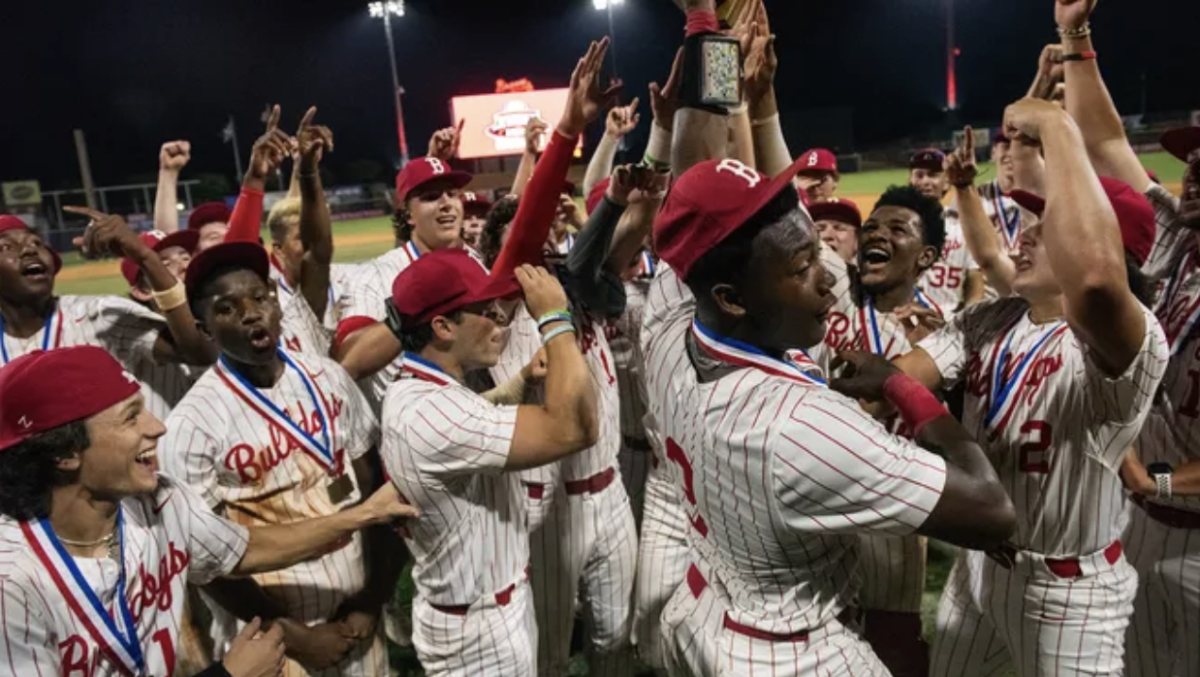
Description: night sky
xmin=2 ymin=0 xmax=1197 ymax=189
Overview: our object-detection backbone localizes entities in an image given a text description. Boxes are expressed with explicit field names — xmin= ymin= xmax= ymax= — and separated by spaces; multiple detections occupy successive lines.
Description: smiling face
xmin=196 ymin=222 xmax=229 ymax=252
xmin=816 ymin=218 xmax=857 ymax=263
xmin=406 ymin=178 xmax=465 ymax=251
xmin=195 ymin=268 xmax=283 ymax=365
xmin=0 ymin=228 xmax=56 ymax=305
xmin=858 ymin=205 xmax=938 ymax=294
xmin=1010 ymin=220 xmax=1062 ymax=301
xmin=991 ymin=140 xmax=1014 ymax=188
xmin=910 ymin=168 xmax=949 ymax=200
xmin=61 ymin=393 xmax=166 ymax=500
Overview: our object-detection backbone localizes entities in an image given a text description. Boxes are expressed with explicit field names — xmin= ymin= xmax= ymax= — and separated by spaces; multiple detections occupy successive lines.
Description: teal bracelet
xmin=536 ymin=310 xmax=573 ymax=331
xmin=541 ymin=324 xmax=576 ymax=346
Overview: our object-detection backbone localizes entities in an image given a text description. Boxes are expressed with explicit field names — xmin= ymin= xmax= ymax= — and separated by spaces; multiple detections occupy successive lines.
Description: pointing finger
xmin=266 ymin=104 xmax=281 ymax=132
xmin=64 ymin=205 xmax=104 ymax=220
xmin=298 ymin=106 xmax=317 ymax=132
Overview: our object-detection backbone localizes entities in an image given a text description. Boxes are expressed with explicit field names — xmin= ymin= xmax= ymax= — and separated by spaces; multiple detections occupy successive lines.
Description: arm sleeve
xmin=773 ymin=392 xmax=947 ymax=536
xmin=1080 ymin=306 xmax=1169 ymax=454
xmin=915 ymin=307 xmax=970 ymax=387
xmin=160 ymin=408 xmax=224 ymax=509
xmin=490 ymin=129 xmax=578 ymax=281
xmin=1141 ymin=184 xmax=1196 ymax=284
xmin=565 ymin=196 xmax=629 ymax=318
xmin=169 ymin=479 xmax=250 ymax=585
xmin=641 ymin=264 xmax=695 ymax=363
xmin=584 ymin=134 xmax=620 ymax=197
xmin=222 ymin=187 xmax=265 ymax=244
xmin=0 ymin=579 xmax=60 ymax=677
xmin=93 ymin=296 xmax=168 ymax=366
xmin=399 ymin=388 xmax=519 ymax=479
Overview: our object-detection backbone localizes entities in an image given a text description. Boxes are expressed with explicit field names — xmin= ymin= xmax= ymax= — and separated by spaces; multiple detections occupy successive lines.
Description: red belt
xmin=687 ymin=564 xmax=840 ymax=643
xmin=430 ymin=583 xmax=516 ymax=616
xmin=1133 ymin=494 xmax=1200 ymax=530
xmin=565 ymin=467 xmax=616 ymax=495
xmin=1044 ymin=541 xmax=1123 ymax=579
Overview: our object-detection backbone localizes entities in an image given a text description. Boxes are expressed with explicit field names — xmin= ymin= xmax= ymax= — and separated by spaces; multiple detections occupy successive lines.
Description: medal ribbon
xmin=992 ymin=181 xmax=1021 ymax=250
xmin=401 ymin=352 xmax=453 ymax=386
xmin=691 ymin=320 xmax=826 ymax=387
xmin=984 ymin=317 xmax=1068 ymax=434
xmin=0 ymin=303 xmax=62 ymax=364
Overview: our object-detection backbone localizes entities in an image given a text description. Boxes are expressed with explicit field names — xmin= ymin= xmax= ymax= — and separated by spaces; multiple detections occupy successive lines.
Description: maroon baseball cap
xmin=910 ymin=149 xmax=947 ymax=173
xmin=1160 ymin=126 xmax=1200 ymax=163
xmin=797 ymin=149 xmax=839 ymax=177
xmin=0 ymin=216 xmax=62 ymax=272
xmin=184 ymin=241 xmax=269 ymax=303
xmin=807 ymin=198 xmax=863 ymax=228
xmin=187 ymin=202 xmax=232 ymax=231
xmin=389 ymin=248 xmax=519 ymax=327
xmin=462 ymin=192 xmax=493 ymax=216
xmin=1008 ymin=176 xmax=1155 ymax=266
xmin=654 ymin=157 xmax=806 ymax=280
xmin=0 ymin=347 xmax=141 ymax=452
xmin=120 ymin=230 xmax=200 ymax=287
xmin=395 ymin=158 xmax=473 ymax=203
xmin=586 ymin=178 xmax=611 ymax=214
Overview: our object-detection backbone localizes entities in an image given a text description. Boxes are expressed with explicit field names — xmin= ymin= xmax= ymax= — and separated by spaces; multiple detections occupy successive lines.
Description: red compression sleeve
xmin=686 ymin=8 xmax=719 ymax=36
xmin=489 ymin=129 xmax=577 ymax=280
xmin=223 ymin=186 xmax=265 ymax=244
xmin=882 ymin=373 xmax=947 ymax=437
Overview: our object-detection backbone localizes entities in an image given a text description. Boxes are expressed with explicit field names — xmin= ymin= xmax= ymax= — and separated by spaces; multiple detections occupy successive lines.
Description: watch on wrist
xmin=1147 ymin=462 xmax=1174 ymax=500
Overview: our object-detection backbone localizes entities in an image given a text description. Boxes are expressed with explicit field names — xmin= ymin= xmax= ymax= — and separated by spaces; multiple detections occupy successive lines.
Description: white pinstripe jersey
xmin=490 ymin=305 xmax=557 ymax=490
xmin=1136 ymin=187 xmax=1200 ymax=515
xmin=380 ymin=368 xmax=527 ymax=606
xmin=919 ymin=210 xmax=979 ymax=311
xmin=0 ymin=295 xmax=188 ymax=419
xmin=160 ymin=351 xmax=379 ymax=624
xmin=606 ymin=275 xmax=652 ymax=440
xmin=642 ymin=264 xmax=948 ymax=634
xmin=278 ymin=293 xmax=331 ymax=359
xmin=0 ymin=476 xmax=248 ymax=677
xmin=918 ymin=297 xmax=1168 ymax=555
xmin=978 ymin=180 xmax=1025 ymax=254
xmin=270 ymin=258 xmax=356 ymax=334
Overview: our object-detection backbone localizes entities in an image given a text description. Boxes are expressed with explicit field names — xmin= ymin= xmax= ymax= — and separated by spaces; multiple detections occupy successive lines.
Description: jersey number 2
xmin=665 ymin=437 xmax=709 ymax=537
xmin=1018 ymin=420 xmax=1053 ymax=474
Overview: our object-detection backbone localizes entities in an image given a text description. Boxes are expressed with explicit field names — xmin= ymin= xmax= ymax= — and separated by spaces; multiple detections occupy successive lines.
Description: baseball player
xmin=380 ymin=251 xmax=600 ymax=677
xmin=810 ymin=198 xmax=862 ymax=264
xmin=265 ymin=197 xmax=353 ymax=335
xmin=0 ymin=215 xmax=215 ymax=421
xmin=910 ymin=148 xmax=987 ymax=311
xmin=162 ymin=241 xmax=395 ymax=677
xmin=815 ymin=184 xmax=949 ymax=677
xmin=189 ymin=202 xmax=233 ymax=252
xmin=980 ymin=132 xmax=1024 ymax=254
xmin=795 ymin=147 xmax=840 ymax=203
xmin=889 ymin=100 xmax=1168 ymax=677
xmin=460 ymin=191 xmax=491 ymax=249
xmin=0 ymin=346 xmax=416 ymax=677
xmin=641 ymin=149 xmax=1014 ymax=675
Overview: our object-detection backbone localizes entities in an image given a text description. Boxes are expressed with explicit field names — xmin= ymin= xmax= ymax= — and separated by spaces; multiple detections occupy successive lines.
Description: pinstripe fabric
xmin=919 ymin=297 xmax=1167 ymax=677
xmin=608 ymin=276 xmax=653 ymax=525
xmin=161 ymin=352 xmax=383 ymax=677
xmin=271 ymin=261 xmax=357 ymax=334
xmin=411 ymin=583 xmax=536 ymax=677
xmin=0 ymin=477 xmax=248 ymax=677
xmin=1125 ymin=188 xmax=1200 ymax=677
xmin=338 ymin=246 xmax=420 ymax=324
xmin=643 ymin=264 xmax=947 ymax=675
xmin=279 ymin=294 xmax=332 ymax=359
xmin=919 ymin=210 xmax=979 ymax=311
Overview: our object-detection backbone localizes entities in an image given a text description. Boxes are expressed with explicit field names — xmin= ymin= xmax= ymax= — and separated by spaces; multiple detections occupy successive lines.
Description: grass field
xmin=52 ymin=152 xmax=1187 ymax=299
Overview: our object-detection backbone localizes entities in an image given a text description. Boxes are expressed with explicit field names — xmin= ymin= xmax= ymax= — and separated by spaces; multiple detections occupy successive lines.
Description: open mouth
xmin=20 ymin=261 xmax=50 ymax=280
xmin=248 ymin=327 xmax=274 ymax=350
xmin=135 ymin=449 xmax=158 ymax=471
xmin=860 ymin=245 xmax=892 ymax=268
xmin=435 ymin=215 xmax=459 ymax=228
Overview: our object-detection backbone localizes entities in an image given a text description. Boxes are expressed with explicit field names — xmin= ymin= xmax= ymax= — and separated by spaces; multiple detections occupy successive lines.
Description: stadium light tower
xmin=369 ymin=1 xmax=410 ymax=165
xmin=593 ymin=0 xmax=624 ymax=81
xmin=945 ymin=0 xmax=958 ymax=111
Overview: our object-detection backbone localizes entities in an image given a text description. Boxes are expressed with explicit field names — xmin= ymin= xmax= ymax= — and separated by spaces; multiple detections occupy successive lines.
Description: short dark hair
xmin=398 ymin=309 xmax=464 ymax=353
xmin=872 ymin=185 xmax=946 ymax=262
xmin=188 ymin=264 xmax=263 ymax=320
xmin=479 ymin=196 xmax=520 ymax=269
xmin=0 ymin=421 xmax=89 ymax=521
xmin=685 ymin=186 xmax=800 ymax=298
xmin=393 ymin=205 xmax=413 ymax=247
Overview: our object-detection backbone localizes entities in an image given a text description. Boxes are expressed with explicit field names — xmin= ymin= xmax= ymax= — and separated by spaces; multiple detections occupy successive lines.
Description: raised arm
xmin=832 ymin=352 xmax=1015 ymax=550
xmin=1006 ymin=98 xmax=1145 ymax=375
xmin=584 ymin=100 xmax=639 ymax=196
xmin=154 ymin=141 xmax=190 ymax=234
xmin=293 ymin=107 xmax=335 ymax=320
xmin=511 ymin=117 xmax=546 ymax=198
xmin=947 ymin=127 xmax=1016 ymax=294
xmin=740 ymin=1 xmax=788 ymax=174
xmin=225 ymin=105 xmax=292 ymax=245
xmin=1056 ymin=0 xmax=1151 ymax=193
xmin=671 ymin=0 xmax=738 ymax=175
xmin=508 ymin=266 xmax=600 ymax=469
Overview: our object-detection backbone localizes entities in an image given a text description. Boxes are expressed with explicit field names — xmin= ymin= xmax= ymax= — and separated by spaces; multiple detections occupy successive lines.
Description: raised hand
xmin=63 ymin=206 xmax=140 ymax=261
xmin=428 ymin=119 xmax=466 ymax=161
xmin=606 ymin=164 xmax=658 ymax=207
xmin=1003 ymin=97 xmax=1068 ymax=145
xmin=894 ymin=303 xmax=948 ymax=345
xmin=248 ymin=105 xmax=294 ymax=182
xmin=223 ymin=618 xmax=285 ymax=677
xmin=524 ymin=116 xmax=548 ymax=154
xmin=295 ymin=106 xmax=334 ymax=170
xmin=945 ymin=126 xmax=979 ymax=188
xmin=559 ymin=37 xmax=622 ymax=138
xmin=557 ymin=194 xmax=584 ymax=227
xmin=288 ymin=622 xmax=353 ymax=671
xmin=159 ymin=141 xmax=191 ymax=174
xmin=1028 ymin=45 xmax=1066 ymax=100
xmin=649 ymin=49 xmax=684 ymax=132
xmin=829 ymin=350 xmax=901 ymax=402
xmin=516 ymin=265 xmax=570 ymax=321
xmin=606 ymin=98 xmax=641 ymax=138
xmin=743 ymin=23 xmax=777 ymax=106
xmin=1055 ymin=0 xmax=1097 ymax=30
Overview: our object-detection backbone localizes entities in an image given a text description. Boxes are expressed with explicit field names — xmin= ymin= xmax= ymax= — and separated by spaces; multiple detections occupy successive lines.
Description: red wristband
xmin=686 ymin=8 xmax=719 ymax=36
xmin=1061 ymin=51 xmax=1097 ymax=61
xmin=882 ymin=373 xmax=946 ymax=437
